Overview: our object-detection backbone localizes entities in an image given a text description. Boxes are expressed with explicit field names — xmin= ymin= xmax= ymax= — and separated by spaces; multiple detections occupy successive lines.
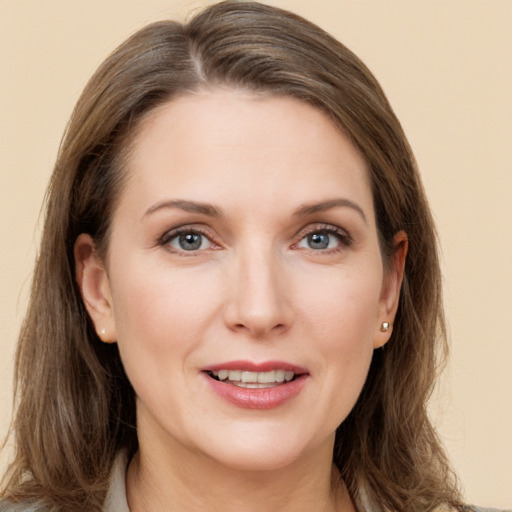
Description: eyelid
xmin=157 ymin=222 xmax=352 ymax=254
xmin=158 ymin=224 xmax=221 ymax=253
xmin=292 ymin=223 xmax=353 ymax=250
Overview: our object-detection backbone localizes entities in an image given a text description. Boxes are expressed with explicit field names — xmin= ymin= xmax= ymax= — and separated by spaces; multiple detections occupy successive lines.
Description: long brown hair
xmin=2 ymin=2 xmax=463 ymax=510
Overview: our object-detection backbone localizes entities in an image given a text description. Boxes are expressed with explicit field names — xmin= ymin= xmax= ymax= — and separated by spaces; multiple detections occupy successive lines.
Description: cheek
xmin=295 ymin=264 xmax=381 ymax=421
xmin=315 ymin=279 xmax=377 ymax=385
xmin=297 ymin=262 xmax=383 ymax=342
xmin=107 ymin=258 xmax=220 ymax=382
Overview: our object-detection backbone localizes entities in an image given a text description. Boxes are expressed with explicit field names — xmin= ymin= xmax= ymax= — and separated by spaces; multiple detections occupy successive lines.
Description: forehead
xmin=119 ymin=90 xmax=374 ymax=221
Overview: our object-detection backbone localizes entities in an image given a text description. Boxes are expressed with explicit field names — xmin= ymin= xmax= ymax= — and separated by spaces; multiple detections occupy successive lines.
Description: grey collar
xmin=103 ymin=451 xmax=130 ymax=512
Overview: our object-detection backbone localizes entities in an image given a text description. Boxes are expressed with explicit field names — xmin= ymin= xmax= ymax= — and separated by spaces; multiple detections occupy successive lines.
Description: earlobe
xmin=373 ymin=231 xmax=408 ymax=349
xmin=74 ymin=234 xmax=117 ymax=343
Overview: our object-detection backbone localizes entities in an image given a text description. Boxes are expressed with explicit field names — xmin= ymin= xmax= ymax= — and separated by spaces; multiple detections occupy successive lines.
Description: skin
xmin=75 ymin=90 xmax=406 ymax=512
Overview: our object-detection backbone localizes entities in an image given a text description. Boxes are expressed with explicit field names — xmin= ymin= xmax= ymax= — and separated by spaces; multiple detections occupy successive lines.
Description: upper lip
xmin=202 ymin=360 xmax=309 ymax=374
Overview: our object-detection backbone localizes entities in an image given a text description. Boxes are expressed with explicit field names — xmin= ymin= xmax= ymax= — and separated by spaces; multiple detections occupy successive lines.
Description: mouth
xmin=206 ymin=369 xmax=298 ymax=388
xmin=202 ymin=361 xmax=309 ymax=409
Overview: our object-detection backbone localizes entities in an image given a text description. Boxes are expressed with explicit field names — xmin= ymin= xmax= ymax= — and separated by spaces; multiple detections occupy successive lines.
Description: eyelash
xmin=158 ymin=226 xmax=218 ymax=255
xmin=293 ymin=224 xmax=353 ymax=254
xmin=157 ymin=223 xmax=352 ymax=255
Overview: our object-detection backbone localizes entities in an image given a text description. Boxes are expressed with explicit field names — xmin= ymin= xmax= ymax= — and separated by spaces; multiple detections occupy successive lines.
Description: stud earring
xmin=380 ymin=322 xmax=390 ymax=332
xmin=99 ymin=328 xmax=117 ymax=344
xmin=99 ymin=328 xmax=108 ymax=342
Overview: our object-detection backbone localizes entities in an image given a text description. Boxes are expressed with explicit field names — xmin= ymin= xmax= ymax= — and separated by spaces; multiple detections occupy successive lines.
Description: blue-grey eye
xmin=298 ymin=231 xmax=341 ymax=250
xmin=168 ymin=232 xmax=211 ymax=251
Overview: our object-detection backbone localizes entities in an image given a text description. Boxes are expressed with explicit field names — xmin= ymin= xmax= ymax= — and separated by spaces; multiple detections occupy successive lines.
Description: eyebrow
xmin=293 ymin=198 xmax=367 ymax=223
xmin=143 ymin=199 xmax=223 ymax=219
xmin=143 ymin=197 xmax=367 ymax=223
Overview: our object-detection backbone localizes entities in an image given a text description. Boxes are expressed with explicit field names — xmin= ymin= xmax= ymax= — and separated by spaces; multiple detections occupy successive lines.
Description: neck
xmin=126 ymin=432 xmax=356 ymax=512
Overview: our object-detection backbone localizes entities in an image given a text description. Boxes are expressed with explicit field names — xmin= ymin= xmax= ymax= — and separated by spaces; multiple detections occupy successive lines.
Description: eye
xmin=296 ymin=227 xmax=351 ymax=251
xmin=163 ymin=230 xmax=213 ymax=252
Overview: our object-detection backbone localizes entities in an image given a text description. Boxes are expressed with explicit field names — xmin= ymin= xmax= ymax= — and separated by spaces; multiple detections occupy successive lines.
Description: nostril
xmin=231 ymin=321 xmax=287 ymax=337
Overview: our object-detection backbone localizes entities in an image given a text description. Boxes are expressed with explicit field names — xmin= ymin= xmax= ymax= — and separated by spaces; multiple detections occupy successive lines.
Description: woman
xmin=0 ymin=2 xmax=504 ymax=511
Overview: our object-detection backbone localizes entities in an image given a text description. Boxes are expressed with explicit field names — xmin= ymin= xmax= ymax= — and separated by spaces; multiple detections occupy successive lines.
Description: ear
xmin=74 ymin=233 xmax=117 ymax=343
xmin=373 ymin=230 xmax=408 ymax=349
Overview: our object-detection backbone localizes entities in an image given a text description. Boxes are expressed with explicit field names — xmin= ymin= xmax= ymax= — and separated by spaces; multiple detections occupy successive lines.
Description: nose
xmin=223 ymin=245 xmax=294 ymax=339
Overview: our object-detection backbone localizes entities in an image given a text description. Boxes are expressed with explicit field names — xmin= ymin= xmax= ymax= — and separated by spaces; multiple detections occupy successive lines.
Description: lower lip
xmin=204 ymin=373 xmax=308 ymax=410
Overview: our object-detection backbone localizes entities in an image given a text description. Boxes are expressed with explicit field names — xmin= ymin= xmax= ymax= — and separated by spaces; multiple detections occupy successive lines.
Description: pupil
xmin=309 ymin=232 xmax=329 ymax=249
xmin=179 ymin=233 xmax=201 ymax=250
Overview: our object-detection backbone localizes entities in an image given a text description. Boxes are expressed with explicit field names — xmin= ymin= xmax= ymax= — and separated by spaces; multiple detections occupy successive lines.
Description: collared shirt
xmin=103 ymin=451 xmax=130 ymax=512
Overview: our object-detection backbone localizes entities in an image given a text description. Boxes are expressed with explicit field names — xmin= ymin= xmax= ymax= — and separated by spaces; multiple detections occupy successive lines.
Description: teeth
xmin=234 ymin=382 xmax=279 ymax=388
xmin=258 ymin=371 xmax=275 ymax=383
xmin=228 ymin=370 xmax=241 ymax=380
xmin=241 ymin=371 xmax=258 ymax=383
xmin=210 ymin=369 xmax=297 ymax=384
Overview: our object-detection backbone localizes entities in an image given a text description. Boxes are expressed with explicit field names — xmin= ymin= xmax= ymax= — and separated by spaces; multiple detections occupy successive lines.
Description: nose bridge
xmin=225 ymin=238 xmax=292 ymax=337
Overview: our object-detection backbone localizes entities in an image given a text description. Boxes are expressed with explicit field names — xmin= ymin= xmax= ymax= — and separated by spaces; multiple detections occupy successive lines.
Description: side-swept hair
xmin=2 ymin=2 xmax=462 ymax=510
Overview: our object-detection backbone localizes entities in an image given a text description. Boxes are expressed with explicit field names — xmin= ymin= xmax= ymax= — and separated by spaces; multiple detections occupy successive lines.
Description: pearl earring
xmin=380 ymin=322 xmax=390 ymax=332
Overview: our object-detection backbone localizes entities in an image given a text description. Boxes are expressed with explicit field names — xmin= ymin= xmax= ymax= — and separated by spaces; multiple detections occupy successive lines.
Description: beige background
xmin=0 ymin=0 xmax=511 ymax=508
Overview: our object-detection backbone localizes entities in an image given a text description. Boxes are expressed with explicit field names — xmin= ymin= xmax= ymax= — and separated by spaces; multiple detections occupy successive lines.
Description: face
xmin=77 ymin=90 xmax=404 ymax=472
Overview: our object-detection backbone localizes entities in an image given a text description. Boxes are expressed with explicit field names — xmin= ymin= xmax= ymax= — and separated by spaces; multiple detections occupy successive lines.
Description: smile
xmin=202 ymin=361 xmax=309 ymax=409
xmin=207 ymin=369 xmax=296 ymax=388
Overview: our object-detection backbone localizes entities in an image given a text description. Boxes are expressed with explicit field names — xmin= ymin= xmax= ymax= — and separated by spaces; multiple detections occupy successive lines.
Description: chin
xmin=197 ymin=423 xmax=329 ymax=473
xmin=211 ymin=445 xmax=305 ymax=473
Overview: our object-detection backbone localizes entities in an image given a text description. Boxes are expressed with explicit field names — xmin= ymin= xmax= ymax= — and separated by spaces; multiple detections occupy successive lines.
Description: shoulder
xmin=467 ymin=507 xmax=511 ymax=512
xmin=0 ymin=452 xmax=128 ymax=512
xmin=0 ymin=501 xmax=46 ymax=512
